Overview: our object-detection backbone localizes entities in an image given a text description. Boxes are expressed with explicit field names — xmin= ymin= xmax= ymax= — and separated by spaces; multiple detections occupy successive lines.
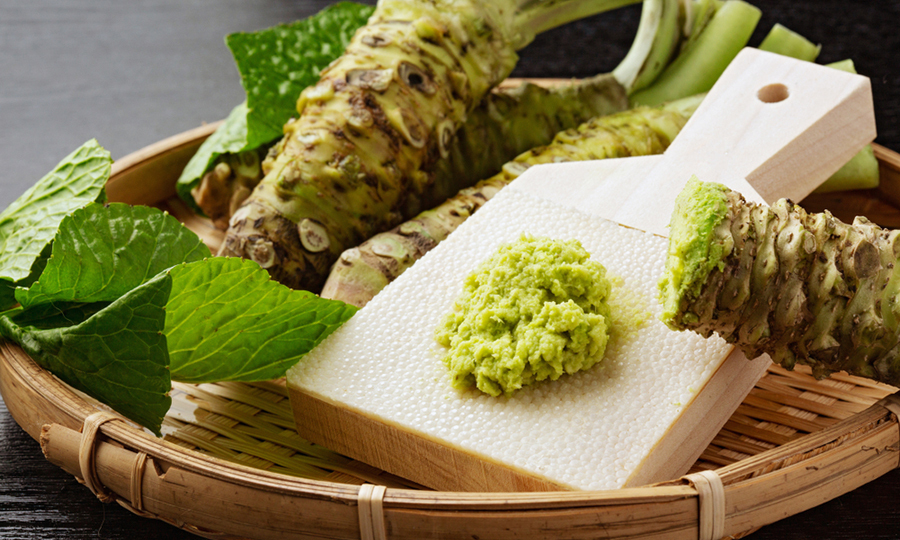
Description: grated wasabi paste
xmin=435 ymin=235 xmax=612 ymax=397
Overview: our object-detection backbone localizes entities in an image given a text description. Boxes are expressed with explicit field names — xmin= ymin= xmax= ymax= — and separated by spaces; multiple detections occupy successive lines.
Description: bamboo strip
xmin=746 ymin=388 xmax=864 ymax=419
xmin=696 ymin=450 xmax=741 ymax=468
xmin=708 ymin=434 xmax=775 ymax=456
xmin=756 ymin=375 xmax=877 ymax=405
xmin=734 ymin=403 xmax=837 ymax=433
xmin=685 ymin=471 xmax=725 ymax=540
xmin=721 ymin=419 xmax=797 ymax=446
xmin=826 ymin=369 xmax=900 ymax=391
xmin=873 ymin=143 xmax=900 ymax=207
xmin=767 ymin=365 xmax=895 ymax=401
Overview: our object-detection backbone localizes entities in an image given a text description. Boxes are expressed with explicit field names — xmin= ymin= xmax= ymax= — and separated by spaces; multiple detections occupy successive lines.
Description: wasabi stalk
xmin=218 ymin=0 xmax=639 ymax=291
xmin=758 ymin=23 xmax=821 ymax=61
xmin=660 ymin=178 xmax=900 ymax=386
xmin=612 ymin=0 xmax=686 ymax=93
xmin=677 ymin=0 xmax=716 ymax=53
xmin=814 ymin=144 xmax=880 ymax=193
xmin=630 ymin=0 xmax=761 ymax=106
xmin=322 ymin=98 xmax=697 ymax=307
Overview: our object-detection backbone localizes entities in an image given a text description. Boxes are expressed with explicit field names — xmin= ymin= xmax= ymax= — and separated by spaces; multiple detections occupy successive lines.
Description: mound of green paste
xmin=435 ymin=235 xmax=612 ymax=397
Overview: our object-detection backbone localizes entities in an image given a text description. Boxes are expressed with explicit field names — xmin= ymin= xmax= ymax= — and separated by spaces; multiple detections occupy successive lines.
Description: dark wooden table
xmin=2 ymin=1 xmax=900 ymax=538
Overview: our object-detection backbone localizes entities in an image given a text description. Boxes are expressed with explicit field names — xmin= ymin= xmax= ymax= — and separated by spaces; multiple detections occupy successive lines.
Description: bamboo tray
xmin=3 ymin=120 xmax=900 ymax=540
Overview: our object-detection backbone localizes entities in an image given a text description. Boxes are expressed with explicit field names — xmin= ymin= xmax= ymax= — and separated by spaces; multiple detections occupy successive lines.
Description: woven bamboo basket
xmin=3 ymin=115 xmax=900 ymax=540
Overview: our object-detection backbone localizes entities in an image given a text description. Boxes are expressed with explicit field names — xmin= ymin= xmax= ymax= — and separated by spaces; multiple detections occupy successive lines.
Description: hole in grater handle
xmin=757 ymin=83 xmax=790 ymax=103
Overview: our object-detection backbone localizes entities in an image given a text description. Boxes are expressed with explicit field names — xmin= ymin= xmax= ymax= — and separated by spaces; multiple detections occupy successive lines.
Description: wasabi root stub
xmin=660 ymin=177 xmax=900 ymax=385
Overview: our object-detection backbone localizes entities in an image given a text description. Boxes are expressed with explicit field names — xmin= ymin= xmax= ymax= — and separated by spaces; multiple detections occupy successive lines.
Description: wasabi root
xmin=218 ymin=0 xmax=638 ymax=291
xmin=195 ymin=75 xmax=628 ymax=230
xmin=660 ymin=178 xmax=900 ymax=386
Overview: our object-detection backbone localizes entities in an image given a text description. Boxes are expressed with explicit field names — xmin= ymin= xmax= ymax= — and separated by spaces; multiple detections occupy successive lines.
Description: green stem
xmin=679 ymin=0 xmax=719 ymax=52
xmin=814 ymin=144 xmax=880 ymax=193
xmin=612 ymin=0 xmax=685 ymax=93
xmin=758 ymin=23 xmax=821 ymax=61
xmin=827 ymin=59 xmax=857 ymax=73
xmin=629 ymin=0 xmax=761 ymax=106
xmin=513 ymin=0 xmax=642 ymax=48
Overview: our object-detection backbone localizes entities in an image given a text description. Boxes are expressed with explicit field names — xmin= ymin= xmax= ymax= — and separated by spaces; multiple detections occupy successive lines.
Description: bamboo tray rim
xmin=4 ymin=117 xmax=900 ymax=540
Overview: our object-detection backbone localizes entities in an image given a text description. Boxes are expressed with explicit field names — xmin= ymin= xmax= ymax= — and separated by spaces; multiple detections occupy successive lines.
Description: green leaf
xmin=165 ymin=257 xmax=357 ymax=383
xmin=0 ymin=140 xmax=111 ymax=309
xmin=175 ymin=2 xmax=373 ymax=207
xmin=17 ymin=203 xmax=210 ymax=308
xmin=758 ymin=23 xmax=821 ymax=62
xmin=0 ymin=273 xmax=172 ymax=435
xmin=228 ymin=2 xmax=374 ymax=149
xmin=7 ymin=301 xmax=111 ymax=329
xmin=0 ymin=283 xmax=14 ymax=310
xmin=0 ymin=242 xmax=51 ymax=310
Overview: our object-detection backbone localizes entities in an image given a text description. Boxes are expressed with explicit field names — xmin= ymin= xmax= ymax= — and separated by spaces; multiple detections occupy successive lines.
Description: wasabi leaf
xmin=17 ymin=203 xmax=210 ymax=308
xmin=1 ymin=134 xmax=360 ymax=435
xmin=0 ymin=243 xmax=51 ymax=311
xmin=175 ymin=2 xmax=373 ymax=207
xmin=0 ymin=285 xmax=12 ymax=311
xmin=0 ymin=273 xmax=172 ymax=435
xmin=165 ymin=257 xmax=357 ymax=383
xmin=228 ymin=2 xmax=374 ymax=149
xmin=7 ymin=300 xmax=111 ymax=330
xmin=0 ymin=140 xmax=111 ymax=309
